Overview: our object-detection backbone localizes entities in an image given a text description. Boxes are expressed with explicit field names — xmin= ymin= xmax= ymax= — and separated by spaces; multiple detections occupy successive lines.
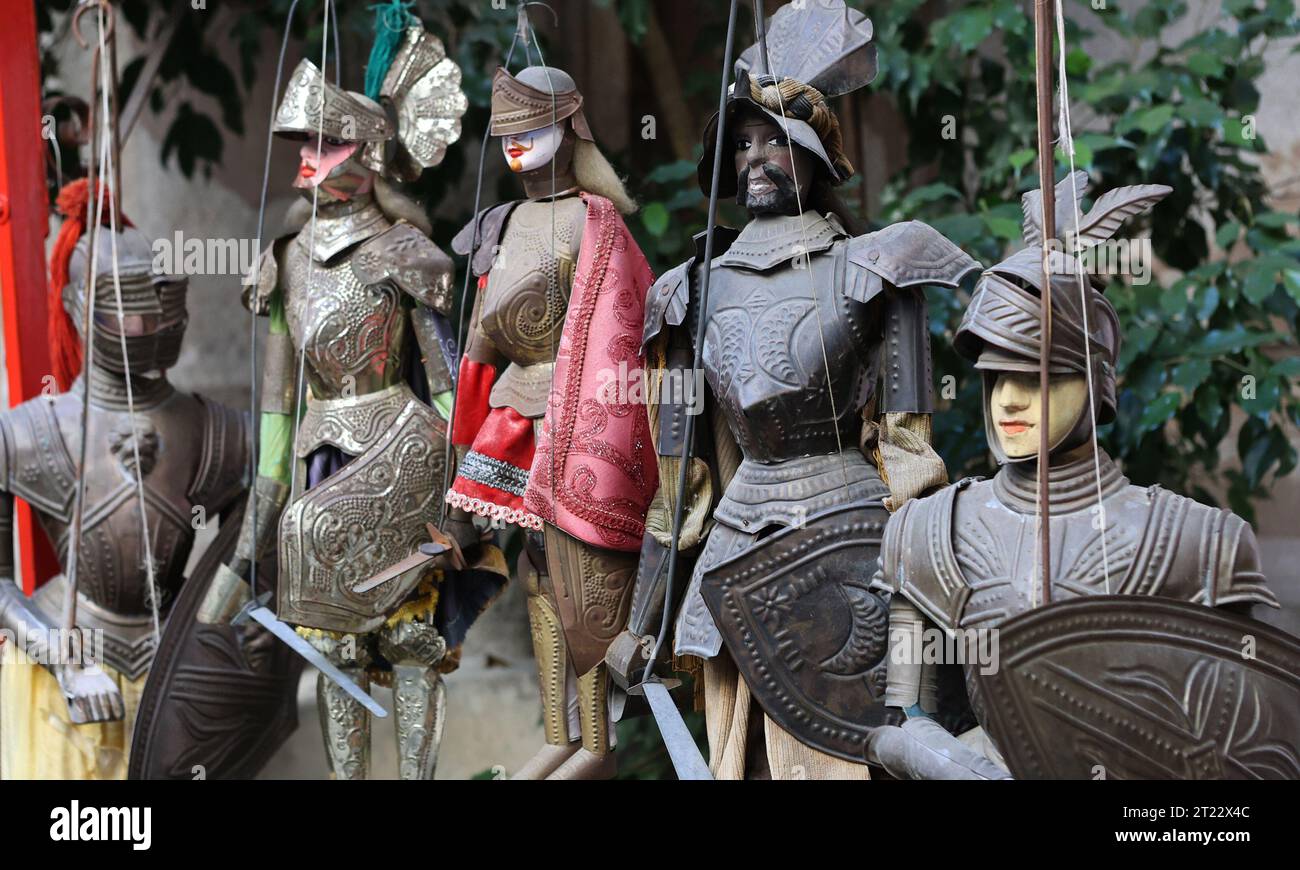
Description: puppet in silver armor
xmin=445 ymin=65 xmax=657 ymax=780
xmin=199 ymin=22 xmax=496 ymax=781
xmin=0 ymin=189 xmax=248 ymax=779
xmin=609 ymin=2 xmax=979 ymax=779
xmin=871 ymin=173 xmax=1299 ymax=780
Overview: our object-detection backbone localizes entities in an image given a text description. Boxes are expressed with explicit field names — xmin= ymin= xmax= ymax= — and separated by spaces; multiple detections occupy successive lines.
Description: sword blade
xmin=641 ymin=679 xmax=712 ymax=780
xmin=247 ymin=606 xmax=388 ymax=719
xmin=352 ymin=550 xmax=436 ymax=594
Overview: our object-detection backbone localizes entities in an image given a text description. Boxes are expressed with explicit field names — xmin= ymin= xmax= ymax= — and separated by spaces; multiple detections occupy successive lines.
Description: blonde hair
xmin=574 ymin=140 xmax=637 ymax=215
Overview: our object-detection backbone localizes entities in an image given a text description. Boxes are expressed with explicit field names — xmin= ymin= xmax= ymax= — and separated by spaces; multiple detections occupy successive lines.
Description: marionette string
xmin=47 ymin=179 xmax=133 ymax=393
xmin=440 ymin=18 xmax=525 ymax=522
xmin=91 ymin=7 xmax=163 ymax=644
xmin=247 ymin=0 xmax=303 ymax=603
xmin=289 ymin=0 xmax=333 ymax=504
xmin=1054 ymin=1 xmax=1112 ymax=592
xmin=750 ymin=4 xmax=853 ymax=496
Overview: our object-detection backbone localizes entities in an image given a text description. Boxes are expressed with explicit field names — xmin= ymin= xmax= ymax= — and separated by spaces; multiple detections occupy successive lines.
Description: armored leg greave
xmin=316 ymin=665 xmax=371 ymax=781
xmin=542 ymin=524 xmax=638 ymax=758
xmin=521 ymin=538 xmax=571 ymax=747
xmin=379 ymin=618 xmax=448 ymax=781
xmin=391 ymin=664 xmax=445 ymax=781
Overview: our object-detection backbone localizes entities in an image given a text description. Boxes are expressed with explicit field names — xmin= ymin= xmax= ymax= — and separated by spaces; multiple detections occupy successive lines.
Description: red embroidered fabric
xmin=523 ymin=194 xmax=658 ymax=552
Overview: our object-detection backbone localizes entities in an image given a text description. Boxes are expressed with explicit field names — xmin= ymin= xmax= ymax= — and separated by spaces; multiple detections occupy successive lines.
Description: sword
xmin=633 ymin=676 xmax=713 ymax=780
xmin=235 ymin=594 xmax=387 ymax=719
xmin=352 ymin=525 xmax=460 ymax=594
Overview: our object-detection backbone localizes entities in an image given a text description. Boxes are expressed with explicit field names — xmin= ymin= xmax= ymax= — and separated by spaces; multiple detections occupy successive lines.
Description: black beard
xmin=736 ymin=163 xmax=802 ymax=215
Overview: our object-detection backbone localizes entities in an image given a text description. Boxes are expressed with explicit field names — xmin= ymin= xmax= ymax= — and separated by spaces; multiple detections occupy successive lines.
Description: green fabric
xmin=258 ymin=289 xmax=294 ymax=483
xmin=430 ymin=390 xmax=453 ymax=421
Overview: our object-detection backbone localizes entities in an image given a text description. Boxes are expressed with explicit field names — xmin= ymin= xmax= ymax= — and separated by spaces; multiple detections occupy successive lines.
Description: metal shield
xmin=974 ymin=595 xmax=1300 ymax=780
xmin=278 ymin=399 xmax=447 ymax=634
xmin=130 ymin=500 xmax=303 ymax=780
xmin=699 ymin=500 xmax=899 ymax=762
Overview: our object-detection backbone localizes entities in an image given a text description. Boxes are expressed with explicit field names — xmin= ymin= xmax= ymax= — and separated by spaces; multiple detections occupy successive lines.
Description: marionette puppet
xmin=606 ymin=0 xmax=980 ymax=780
xmin=869 ymin=174 xmax=1299 ymax=780
xmin=0 ymin=189 xmax=250 ymax=779
xmin=0 ymin=2 xmax=253 ymax=780
xmin=443 ymin=54 xmax=658 ymax=779
xmin=198 ymin=10 xmax=508 ymax=781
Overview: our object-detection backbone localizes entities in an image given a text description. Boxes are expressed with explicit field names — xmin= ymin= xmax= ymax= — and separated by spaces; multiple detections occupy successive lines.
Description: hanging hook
xmin=71 ymin=0 xmax=116 ymax=50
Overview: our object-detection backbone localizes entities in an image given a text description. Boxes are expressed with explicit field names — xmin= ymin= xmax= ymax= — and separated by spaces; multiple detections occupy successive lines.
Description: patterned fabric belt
xmin=458 ymin=449 xmax=531 ymax=497
xmin=295 ymin=382 xmax=412 ymax=458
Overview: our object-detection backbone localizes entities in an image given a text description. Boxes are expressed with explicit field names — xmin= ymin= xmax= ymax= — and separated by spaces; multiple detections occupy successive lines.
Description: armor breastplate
xmin=886 ymin=452 xmax=1277 ymax=635
xmin=701 ymin=215 xmax=875 ymax=463
xmin=282 ymin=208 xmax=410 ymax=400
xmin=479 ymin=196 xmax=584 ymax=367
xmin=0 ymin=375 xmax=247 ymax=626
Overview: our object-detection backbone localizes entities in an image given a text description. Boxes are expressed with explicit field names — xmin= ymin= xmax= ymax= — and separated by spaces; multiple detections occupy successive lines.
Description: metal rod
xmin=752 ymin=0 xmax=770 ymax=77
xmin=1034 ymin=0 xmax=1055 ymax=604
xmin=646 ymin=0 xmax=740 ymax=675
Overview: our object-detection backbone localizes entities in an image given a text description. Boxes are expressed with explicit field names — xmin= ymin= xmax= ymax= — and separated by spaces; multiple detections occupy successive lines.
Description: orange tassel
xmin=47 ymin=179 xmax=132 ymax=392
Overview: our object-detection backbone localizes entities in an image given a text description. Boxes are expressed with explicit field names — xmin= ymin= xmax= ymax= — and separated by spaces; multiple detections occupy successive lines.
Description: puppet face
xmin=990 ymin=372 xmax=1088 ymax=459
xmin=502 ymin=123 xmax=564 ymax=174
xmin=732 ymin=111 xmax=814 ymax=215
xmin=294 ymin=134 xmax=373 ymax=200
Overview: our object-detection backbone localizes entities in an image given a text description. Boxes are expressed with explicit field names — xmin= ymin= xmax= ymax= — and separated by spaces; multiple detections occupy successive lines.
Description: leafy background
xmin=35 ymin=0 xmax=1300 ymax=776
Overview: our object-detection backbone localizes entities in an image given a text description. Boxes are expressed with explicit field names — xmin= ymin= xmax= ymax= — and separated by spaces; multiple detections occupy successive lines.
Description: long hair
xmin=574 ymin=140 xmax=636 ymax=215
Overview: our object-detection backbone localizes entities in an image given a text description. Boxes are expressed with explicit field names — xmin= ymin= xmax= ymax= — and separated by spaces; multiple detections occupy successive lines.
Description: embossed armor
xmin=0 ymin=221 xmax=250 ymax=779
xmin=208 ymin=17 xmax=478 ymax=781
xmin=446 ymin=64 xmax=656 ymax=779
xmin=873 ymin=176 xmax=1295 ymax=779
xmin=0 ymin=228 xmax=248 ymax=680
xmin=620 ymin=1 xmax=979 ymax=777
xmin=674 ymin=213 xmax=974 ymax=764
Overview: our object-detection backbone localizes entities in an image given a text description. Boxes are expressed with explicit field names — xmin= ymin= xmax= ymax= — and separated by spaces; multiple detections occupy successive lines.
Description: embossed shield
xmin=700 ymin=500 xmax=899 ymax=762
xmin=279 ymin=400 xmax=447 ymax=634
xmin=974 ymin=596 xmax=1300 ymax=780
xmin=131 ymin=500 xmax=302 ymax=780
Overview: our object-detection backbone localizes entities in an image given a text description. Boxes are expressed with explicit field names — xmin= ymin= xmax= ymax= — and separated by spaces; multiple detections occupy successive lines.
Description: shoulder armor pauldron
xmin=351 ymin=223 xmax=455 ymax=315
xmin=642 ymin=226 xmax=740 ymax=351
xmin=844 ymin=221 xmax=980 ymax=304
xmin=187 ymin=396 xmax=251 ymax=515
xmin=0 ymin=397 xmax=77 ymax=522
xmin=885 ymin=477 xmax=982 ymax=631
xmin=451 ymin=200 xmax=523 ymax=277
xmin=242 ymin=236 xmax=292 ymax=315
xmin=1132 ymin=487 xmax=1279 ymax=611
xmin=643 ymin=261 xmax=690 ymax=352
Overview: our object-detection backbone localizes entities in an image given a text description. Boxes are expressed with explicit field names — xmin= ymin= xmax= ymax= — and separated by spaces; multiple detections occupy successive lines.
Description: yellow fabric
xmin=874 ymin=412 xmax=949 ymax=512
xmin=643 ymin=336 xmax=714 ymax=551
xmin=0 ymin=642 xmax=146 ymax=780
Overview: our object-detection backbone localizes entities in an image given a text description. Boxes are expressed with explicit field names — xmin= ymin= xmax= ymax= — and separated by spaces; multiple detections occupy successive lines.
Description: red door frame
xmin=0 ymin=0 xmax=60 ymax=594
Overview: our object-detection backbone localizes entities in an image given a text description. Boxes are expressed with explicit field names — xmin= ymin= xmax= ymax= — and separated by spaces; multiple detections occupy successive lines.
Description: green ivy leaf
xmin=1186 ymin=52 xmax=1226 ymax=77
xmin=641 ymin=202 xmax=670 ymax=238
xmin=1139 ymin=391 xmax=1182 ymax=430
xmin=1172 ymin=358 xmax=1212 ymax=391
xmin=1215 ymin=221 xmax=1240 ymax=249
xmin=1008 ymin=148 xmax=1036 ymax=171
xmin=1118 ymin=104 xmax=1176 ymax=136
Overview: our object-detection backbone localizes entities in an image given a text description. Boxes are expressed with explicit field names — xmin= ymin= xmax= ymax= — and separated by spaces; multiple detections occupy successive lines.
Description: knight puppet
xmin=444 ymin=64 xmax=658 ymax=779
xmin=870 ymin=173 xmax=1300 ymax=780
xmin=0 ymin=183 xmax=249 ymax=779
xmin=607 ymin=1 xmax=980 ymax=779
xmin=198 ymin=18 xmax=506 ymax=781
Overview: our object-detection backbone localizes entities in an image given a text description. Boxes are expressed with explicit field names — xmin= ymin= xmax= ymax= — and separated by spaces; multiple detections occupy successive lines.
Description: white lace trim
xmin=444 ymin=490 xmax=544 ymax=531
